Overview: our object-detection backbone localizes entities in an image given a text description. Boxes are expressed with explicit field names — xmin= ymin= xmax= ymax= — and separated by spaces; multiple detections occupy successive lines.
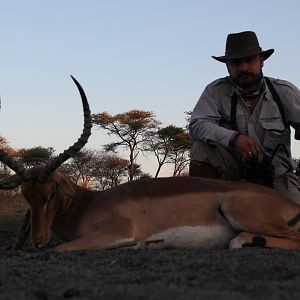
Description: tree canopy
xmin=145 ymin=125 xmax=192 ymax=177
xmin=18 ymin=146 xmax=55 ymax=168
xmin=92 ymin=110 xmax=160 ymax=181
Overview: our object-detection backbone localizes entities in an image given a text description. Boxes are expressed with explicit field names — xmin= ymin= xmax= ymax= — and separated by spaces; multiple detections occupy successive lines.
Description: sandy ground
xmin=1 ymin=216 xmax=300 ymax=300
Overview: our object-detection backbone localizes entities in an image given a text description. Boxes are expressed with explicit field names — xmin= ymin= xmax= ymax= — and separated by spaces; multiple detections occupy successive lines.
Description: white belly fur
xmin=145 ymin=224 xmax=236 ymax=249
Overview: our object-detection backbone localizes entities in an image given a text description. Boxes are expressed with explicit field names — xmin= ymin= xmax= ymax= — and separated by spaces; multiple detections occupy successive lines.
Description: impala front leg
xmin=54 ymin=217 xmax=136 ymax=252
xmin=54 ymin=233 xmax=136 ymax=252
xmin=9 ymin=209 xmax=31 ymax=255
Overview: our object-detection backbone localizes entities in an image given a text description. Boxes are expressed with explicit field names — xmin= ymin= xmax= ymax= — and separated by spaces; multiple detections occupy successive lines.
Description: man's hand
xmin=233 ymin=134 xmax=261 ymax=159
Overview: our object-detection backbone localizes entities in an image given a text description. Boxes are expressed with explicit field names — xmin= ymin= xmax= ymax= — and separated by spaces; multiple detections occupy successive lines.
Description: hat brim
xmin=212 ymin=49 xmax=274 ymax=63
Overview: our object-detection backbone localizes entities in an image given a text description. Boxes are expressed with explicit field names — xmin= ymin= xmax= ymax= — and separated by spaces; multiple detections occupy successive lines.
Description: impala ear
xmin=0 ymin=174 xmax=23 ymax=190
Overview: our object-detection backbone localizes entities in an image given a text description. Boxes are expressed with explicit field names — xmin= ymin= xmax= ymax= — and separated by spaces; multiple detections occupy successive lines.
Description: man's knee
xmin=189 ymin=161 xmax=216 ymax=178
xmin=189 ymin=140 xmax=241 ymax=180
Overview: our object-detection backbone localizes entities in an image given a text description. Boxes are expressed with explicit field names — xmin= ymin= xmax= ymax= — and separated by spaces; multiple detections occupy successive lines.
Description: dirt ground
xmin=0 ymin=216 xmax=300 ymax=300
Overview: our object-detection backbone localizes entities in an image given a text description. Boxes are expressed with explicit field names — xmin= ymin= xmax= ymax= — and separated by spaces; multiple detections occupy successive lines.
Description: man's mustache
xmin=237 ymin=72 xmax=254 ymax=79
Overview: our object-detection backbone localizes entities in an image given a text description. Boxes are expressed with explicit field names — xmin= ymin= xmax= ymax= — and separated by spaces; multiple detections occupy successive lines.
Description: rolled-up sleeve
xmin=270 ymin=79 xmax=300 ymax=140
xmin=281 ymin=83 xmax=300 ymax=125
xmin=189 ymin=81 xmax=236 ymax=147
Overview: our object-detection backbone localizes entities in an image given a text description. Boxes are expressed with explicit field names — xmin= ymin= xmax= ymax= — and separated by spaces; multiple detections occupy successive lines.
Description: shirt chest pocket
xmin=220 ymin=114 xmax=248 ymax=132
xmin=261 ymin=121 xmax=289 ymax=153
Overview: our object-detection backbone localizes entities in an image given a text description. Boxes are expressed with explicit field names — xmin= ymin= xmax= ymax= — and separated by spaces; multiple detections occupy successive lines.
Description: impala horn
xmin=38 ymin=75 xmax=92 ymax=182
xmin=0 ymin=150 xmax=29 ymax=181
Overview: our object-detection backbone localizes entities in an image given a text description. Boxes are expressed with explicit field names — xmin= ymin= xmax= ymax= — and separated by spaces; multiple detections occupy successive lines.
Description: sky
xmin=1 ymin=0 xmax=300 ymax=177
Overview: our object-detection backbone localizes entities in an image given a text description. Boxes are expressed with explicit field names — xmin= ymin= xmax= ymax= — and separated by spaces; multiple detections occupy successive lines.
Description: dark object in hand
xmin=242 ymin=155 xmax=274 ymax=187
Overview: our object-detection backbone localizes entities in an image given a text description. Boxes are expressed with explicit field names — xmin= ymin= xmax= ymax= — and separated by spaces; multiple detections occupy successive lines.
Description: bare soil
xmin=1 ymin=214 xmax=300 ymax=300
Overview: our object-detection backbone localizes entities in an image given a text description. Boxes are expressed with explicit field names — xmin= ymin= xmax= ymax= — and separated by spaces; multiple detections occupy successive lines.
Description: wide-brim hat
xmin=212 ymin=31 xmax=274 ymax=63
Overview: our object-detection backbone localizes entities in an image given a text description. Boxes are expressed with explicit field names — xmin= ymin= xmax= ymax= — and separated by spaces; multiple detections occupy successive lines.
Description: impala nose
xmin=34 ymin=243 xmax=44 ymax=249
xmin=33 ymin=237 xmax=47 ymax=249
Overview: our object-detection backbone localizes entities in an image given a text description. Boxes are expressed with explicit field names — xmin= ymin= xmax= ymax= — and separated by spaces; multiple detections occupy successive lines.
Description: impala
xmin=1 ymin=77 xmax=300 ymax=252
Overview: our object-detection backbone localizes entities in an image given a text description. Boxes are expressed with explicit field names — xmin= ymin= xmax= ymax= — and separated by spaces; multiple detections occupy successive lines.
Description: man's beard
xmin=231 ymin=70 xmax=263 ymax=89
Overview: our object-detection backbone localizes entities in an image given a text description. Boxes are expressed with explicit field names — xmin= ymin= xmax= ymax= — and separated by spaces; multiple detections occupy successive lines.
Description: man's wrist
xmin=229 ymin=132 xmax=241 ymax=148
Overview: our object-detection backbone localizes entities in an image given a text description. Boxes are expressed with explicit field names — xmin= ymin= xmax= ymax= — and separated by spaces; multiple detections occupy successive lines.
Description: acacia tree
xmin=91 ymin=153 xmax=129 ymax=190
xmin=0 ymin=136 xmax=15 ymax=154
xmin=59 ymin=148 xmax=97 ymax=187
xmin=184 ymin=111 xmax=192 ymax=129
xmin=168 ymin=128 xmax=193 ymax=176
xmin=92 ymin=110 xmax=160 ymax=181
xmin=145 ymin=125 xmax=192 ymax=177
xmin=126 ymin=162 xmax=151 ymax=181
xmin=144 ymin=125 xmax=176 ymax=177
xmin=0 ymin=135 xmax=19 ymax=178
xmin=18 ymin=146 xmax=55 ymax=168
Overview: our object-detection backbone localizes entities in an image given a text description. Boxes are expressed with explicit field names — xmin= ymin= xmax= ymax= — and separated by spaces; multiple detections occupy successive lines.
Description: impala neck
xmin=54 ymin=177 xmax=95 ymax=219
xmin=51 ymin=173 xmax=98 ymax=241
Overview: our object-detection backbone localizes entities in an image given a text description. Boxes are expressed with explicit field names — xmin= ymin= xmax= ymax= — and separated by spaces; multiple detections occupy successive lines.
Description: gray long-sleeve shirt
xmin=189 ymin=76 xmax=300 ymax=176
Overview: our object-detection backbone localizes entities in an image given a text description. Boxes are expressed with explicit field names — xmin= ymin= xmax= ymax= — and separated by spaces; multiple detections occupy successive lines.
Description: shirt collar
xmin=226 ymin=76 xmax=271 ymax=100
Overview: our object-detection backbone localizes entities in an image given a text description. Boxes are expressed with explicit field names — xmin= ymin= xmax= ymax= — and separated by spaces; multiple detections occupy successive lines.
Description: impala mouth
xmin=31 ymin=234 xmax=51 ymax=249
xmin=34 ymin=243 xmax=45 ymax=249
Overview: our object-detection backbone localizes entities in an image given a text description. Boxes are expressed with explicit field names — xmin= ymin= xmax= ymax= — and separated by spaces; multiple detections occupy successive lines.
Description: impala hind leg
xmin=229 ymin=232 xmax=300 ymax=249
xmin=219 ymin=193 xmax=300 ymax=248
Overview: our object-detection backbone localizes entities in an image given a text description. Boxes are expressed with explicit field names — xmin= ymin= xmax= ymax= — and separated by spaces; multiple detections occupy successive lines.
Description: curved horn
xmin=39 ymin=76 xmax=92 ymax=182
xmin=0 ymin=150 xmax=29 ymax=180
